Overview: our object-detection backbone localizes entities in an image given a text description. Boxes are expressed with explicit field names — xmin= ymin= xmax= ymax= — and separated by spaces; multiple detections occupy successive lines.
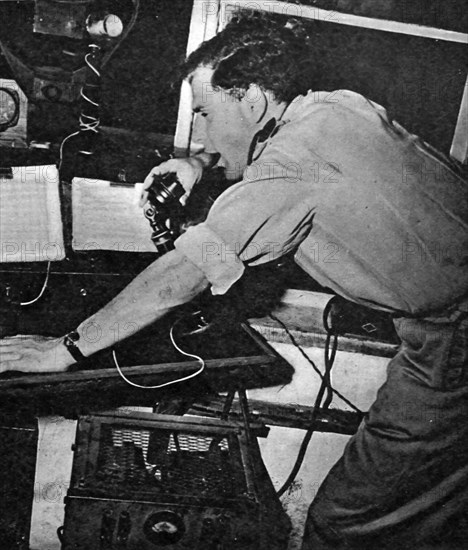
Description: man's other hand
xmin=0 ymin=335 xmax=73 ymax=374
xmin=140 ymin=157 xmax=205 ymax=207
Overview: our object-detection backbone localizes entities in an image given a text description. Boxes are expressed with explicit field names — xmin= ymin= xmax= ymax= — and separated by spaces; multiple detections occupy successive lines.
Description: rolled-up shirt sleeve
xmin=175 ymin=164 xmax=315 ymax=295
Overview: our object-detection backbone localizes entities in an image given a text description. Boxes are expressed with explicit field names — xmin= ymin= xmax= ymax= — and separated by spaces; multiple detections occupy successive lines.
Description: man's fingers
xmin=0 ymin=338 xmax=23 ymax=346
xmin=0 ymin=335 xmax=37 ymax=345
xmin=0 ymin=351 xmax=22 ymax=361
xmin=140 ymin=159 xmax=183 ymax=207
xmin=1 ymin=335 xmax=25 ymax=340
xmin=143 ymin=164 xmax=169 ymax=188
xmin=139 ymin=190 xmax=149 ymax=208
xmin=140 ymin=167 xmax=166 ymax=207
xmin=0 ymin=362 xmax=11 ymax=373
xmin=143 ymin=171 xmax=158 ymax=189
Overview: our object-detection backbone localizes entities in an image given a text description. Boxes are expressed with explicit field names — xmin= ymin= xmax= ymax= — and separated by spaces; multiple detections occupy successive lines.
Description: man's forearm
xmin=74 ymin=249 xmax=208 ymax=357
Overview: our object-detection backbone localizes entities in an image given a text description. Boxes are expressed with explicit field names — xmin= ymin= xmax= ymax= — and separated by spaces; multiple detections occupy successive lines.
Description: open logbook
xmin=71 ymin=177 xmax=157 ymax=253
xmin=0 ymin=165 xmax=65 ymax=262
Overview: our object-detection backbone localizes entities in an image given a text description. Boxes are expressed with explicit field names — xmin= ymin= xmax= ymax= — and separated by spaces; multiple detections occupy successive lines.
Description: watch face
xmin=0 ymin=88 xmax=19 ymax=130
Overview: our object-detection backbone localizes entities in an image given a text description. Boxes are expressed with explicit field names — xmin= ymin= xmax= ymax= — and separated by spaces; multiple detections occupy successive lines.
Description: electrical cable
xmin=322 ymin=299 xmax=339 ymax=409
xmin=58 ymin=44 xmax=101 ymax=171
xmin=79 ymin=44 xmax=101 ymax=136
xmin=58 ymin=129 xmax=80 ymax=172
xmin=20 ymin=262 xmax=52 ymax=306
xmin=276 ymin=344 xmax=334 ymax=498
xmin=273 ymin=297 xmax=363 ymax=499
xmin=112 ymin=316 xmax=205 ymax=389
xmin=101 ymin=0 xmax=140 ymax=67
xmin=269 ymin=313 xmax=362 ymax=414
xmin=322 ymin=330 xmax=338 ymax=410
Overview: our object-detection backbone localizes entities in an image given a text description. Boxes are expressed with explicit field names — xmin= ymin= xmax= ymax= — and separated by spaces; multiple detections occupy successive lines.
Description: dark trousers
xmin=302 ymin=305 xmax=468 ymax=550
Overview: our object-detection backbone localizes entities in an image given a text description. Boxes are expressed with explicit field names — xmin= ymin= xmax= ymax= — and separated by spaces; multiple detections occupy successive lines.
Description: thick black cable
xmin=276 ymin=355 xmax=332 ymax=498
xmin=269 ymin=313 xmax=362 ymax=414
xmin=273 ymin=298 xmax=363 ymax=499
xmin=101 ymin=0 xmax=140 ymax=67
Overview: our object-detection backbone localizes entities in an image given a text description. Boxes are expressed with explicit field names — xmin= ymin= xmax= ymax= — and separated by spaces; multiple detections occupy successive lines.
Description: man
xmin=1 ymin=10 xmax=467 ymax=549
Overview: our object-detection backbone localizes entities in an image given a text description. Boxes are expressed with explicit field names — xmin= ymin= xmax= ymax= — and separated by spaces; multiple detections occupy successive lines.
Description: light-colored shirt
xmin=175 ymin=90 xmax=468 ymax=316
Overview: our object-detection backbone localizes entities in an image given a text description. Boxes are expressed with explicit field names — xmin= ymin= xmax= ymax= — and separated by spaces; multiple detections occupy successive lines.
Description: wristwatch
xmin=63 ymin=331 xmax=87 ymax=362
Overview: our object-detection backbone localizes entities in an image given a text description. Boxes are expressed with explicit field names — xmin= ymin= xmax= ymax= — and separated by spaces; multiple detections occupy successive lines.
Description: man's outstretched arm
xmin=0 ymin=249 xmax=209 ymax=373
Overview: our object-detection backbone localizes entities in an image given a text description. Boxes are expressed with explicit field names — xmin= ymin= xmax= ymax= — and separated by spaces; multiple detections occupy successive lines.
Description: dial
xmin=144 ymin=511 xmax=185 ymax=545
xmin=0 ymin=88 xmax=19 ymax=130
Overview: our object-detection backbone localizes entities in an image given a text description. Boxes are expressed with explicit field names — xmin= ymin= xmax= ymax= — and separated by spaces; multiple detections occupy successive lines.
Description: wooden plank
xmin=189 ymin=396 xmax=362 ymax=435
xmin=249 ymin=320 xmax=399 ymax=358
xmin=91 ymin=411 xmax=268 ymax=435
xmin=97 ymin=409 xmax=256 ymax=429
xmin=0 ymin=354 xmax=276 ymax=389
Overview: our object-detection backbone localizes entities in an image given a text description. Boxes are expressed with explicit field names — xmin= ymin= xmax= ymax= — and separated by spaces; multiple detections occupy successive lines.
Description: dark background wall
xmin=100 ymin=0 xmax=193 ymax=135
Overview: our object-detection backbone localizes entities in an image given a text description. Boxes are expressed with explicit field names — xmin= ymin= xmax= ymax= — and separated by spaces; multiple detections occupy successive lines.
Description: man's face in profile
xmin=190 ymin=66 xmax=259 ymax=181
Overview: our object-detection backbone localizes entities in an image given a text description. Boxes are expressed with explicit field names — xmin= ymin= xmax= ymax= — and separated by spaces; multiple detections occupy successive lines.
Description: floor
xmin=29 ymin=342 xmax=388 ymax=549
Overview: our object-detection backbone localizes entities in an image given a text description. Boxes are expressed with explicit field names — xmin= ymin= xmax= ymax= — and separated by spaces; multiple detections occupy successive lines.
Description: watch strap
xmin=63 ymin=331 xmax=87 ymax=362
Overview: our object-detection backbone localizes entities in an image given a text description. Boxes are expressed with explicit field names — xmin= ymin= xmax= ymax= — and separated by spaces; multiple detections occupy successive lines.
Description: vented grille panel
xmin=89 ymin=424 xmax=245 ymax=499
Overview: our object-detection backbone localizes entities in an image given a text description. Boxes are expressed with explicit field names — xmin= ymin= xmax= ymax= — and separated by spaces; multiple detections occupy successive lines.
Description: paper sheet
xmin=72 ymin=178 xmax=157 ymax=253
xmin=0 ymin=165 xmax=65 ymax=262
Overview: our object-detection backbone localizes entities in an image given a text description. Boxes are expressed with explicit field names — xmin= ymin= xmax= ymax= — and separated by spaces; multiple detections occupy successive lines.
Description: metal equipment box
xmin=61 ymin=411 xmax=291 ymax=549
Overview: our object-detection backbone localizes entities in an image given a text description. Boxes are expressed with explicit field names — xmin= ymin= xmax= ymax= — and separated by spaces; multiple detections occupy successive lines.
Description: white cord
xmin=80 ymin=92 xmax=99 ymax=108
xmin=77 ymin=46 xmax=101 ymax=137
xmin=20 ymin=262 xmax=52 ymax=306
xmin=58 ymin=45 xmax=101 ymax=170
xmin=112 ymin=319 xmax=206 ymax=389
xmin=78 ymin=113 xmax=100 ymax=132
xmin=58 ymin=129 xmax=81 ymax=172
xmin=84 ymin=48 xmax=101 ymax=77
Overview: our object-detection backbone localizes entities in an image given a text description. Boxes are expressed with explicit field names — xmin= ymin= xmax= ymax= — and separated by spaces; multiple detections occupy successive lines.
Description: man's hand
xmin=0 ymin=335 xmax=74 ymax=374
xmin=140 ymin=157 xmax=205 ymax=207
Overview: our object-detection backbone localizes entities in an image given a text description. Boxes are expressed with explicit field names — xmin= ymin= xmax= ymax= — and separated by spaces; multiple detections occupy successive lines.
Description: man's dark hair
xmin=181 ymin=10 xmax=312 ymax=103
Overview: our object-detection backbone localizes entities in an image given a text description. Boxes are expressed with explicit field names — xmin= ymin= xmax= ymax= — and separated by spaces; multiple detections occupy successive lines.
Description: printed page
xmin=0 ymin=165 xmax=65 ymax=262
xmin=72 ymin=177 xmax=157 ymax=253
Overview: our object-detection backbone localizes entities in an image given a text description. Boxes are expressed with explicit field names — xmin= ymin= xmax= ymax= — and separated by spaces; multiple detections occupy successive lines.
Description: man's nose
xmin=192 ymin=114 xmax=218 ymax=154
xmin=201 ymin=127 xmax=218 ymax=155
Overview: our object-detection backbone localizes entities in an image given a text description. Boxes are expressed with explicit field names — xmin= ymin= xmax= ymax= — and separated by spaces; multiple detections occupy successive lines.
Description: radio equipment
xmin=0 ymin=78 xmax=27 ymax=148
xmin=60 ymin=411 xmax=291 ymax=549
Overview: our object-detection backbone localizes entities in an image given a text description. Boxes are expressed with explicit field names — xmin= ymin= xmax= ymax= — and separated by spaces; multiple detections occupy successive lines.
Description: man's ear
xmin=240 ymin=84 xmax=267 ymax=124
